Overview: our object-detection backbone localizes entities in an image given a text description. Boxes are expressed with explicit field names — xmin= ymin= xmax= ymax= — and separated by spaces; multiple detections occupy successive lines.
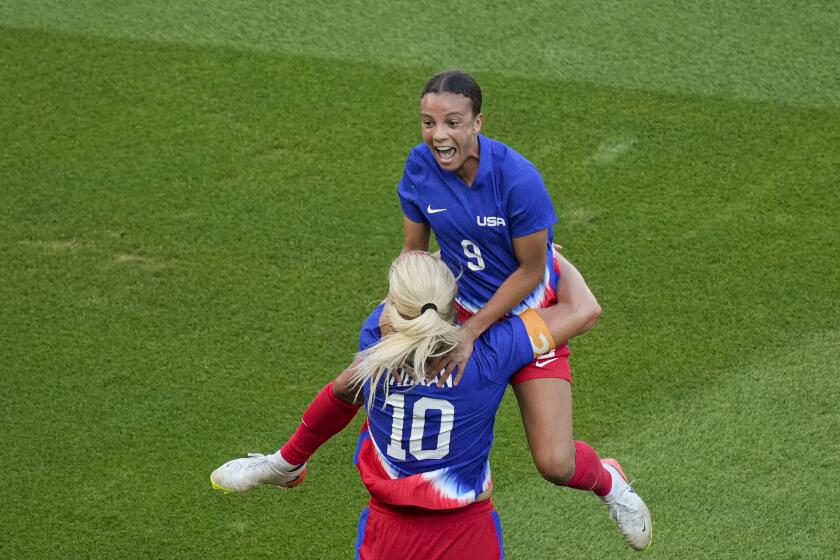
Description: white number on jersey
xmin=385 ymin=393 xmax=407 ymax=460
xmin=461 ymin=239 xmax=486 ymax=271
xmin=384 ymin=394 xmax=455 ymax=461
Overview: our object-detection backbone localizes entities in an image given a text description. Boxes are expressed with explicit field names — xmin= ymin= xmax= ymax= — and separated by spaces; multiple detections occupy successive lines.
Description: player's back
xmin=355 ymin=304 xmax=533 ymax=509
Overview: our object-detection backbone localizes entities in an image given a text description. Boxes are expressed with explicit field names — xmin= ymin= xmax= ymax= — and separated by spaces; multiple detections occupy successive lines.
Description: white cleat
xmin=211 ymin=452 xmax=307 ymax=493
xmin=601 ymin=458 xmax=652 ymax=551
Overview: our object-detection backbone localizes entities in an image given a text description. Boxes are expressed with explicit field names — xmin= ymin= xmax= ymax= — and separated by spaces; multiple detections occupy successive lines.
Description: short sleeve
xmin=358 ymin=304 xmax=385 ymax=351
xmin=397 ymin=154 xmax=427 ymax=224
xmin=506 ymin=164 xmax=557 ymax=238
xmin=474 ymin=317 xmax=535 ymax=384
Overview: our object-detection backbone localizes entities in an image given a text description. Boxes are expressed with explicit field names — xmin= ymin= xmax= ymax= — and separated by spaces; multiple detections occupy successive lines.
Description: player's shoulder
xmin=359 ymin=303 xmax=385 ymax=351
xmin=484 ymin=136 xmax=534 ymax=170
xmin=406 ymin=142 xmax=435 ymax=166
xmin=401 ymin=143 xmax=437 ymax=184
xmin=476 ymin=317 xmax=527 ymax=357
xmin=467 ymin=316 xmax=531 ymax=384
xmin=480 ymin=316 xmax=522 ymax=345
xmin=483 ymin=136 xmax=541 ymax=186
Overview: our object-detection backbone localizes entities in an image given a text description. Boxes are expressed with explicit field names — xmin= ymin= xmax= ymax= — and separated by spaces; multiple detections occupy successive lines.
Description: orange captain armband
xmin=519 ymin=309 xmax=557 ymax=358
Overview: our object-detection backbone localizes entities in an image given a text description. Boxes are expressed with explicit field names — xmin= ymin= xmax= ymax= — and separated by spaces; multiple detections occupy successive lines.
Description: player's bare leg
xmin=513 ymin=378 xmax=576 ymax=483
xmin=513 ymin=378 xmax=652 ymax=550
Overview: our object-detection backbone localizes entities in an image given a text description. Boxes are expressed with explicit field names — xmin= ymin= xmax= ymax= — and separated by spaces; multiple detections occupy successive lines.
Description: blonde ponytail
xmin=352 ymin=251 xmax=463 ymax=406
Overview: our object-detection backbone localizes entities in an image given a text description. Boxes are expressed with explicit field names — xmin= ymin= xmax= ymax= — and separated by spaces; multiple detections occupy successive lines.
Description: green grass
xmin=3 ymin=1 xmax=839 ymax=108
xmin=2 ymin=3 xmax=839 ymax=559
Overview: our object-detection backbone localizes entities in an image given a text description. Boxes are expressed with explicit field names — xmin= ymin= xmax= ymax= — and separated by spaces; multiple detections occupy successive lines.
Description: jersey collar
xmin=422 ymin=134 xmax=492 ymax=189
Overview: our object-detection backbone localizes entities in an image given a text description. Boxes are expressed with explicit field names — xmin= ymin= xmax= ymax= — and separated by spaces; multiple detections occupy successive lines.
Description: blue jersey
xmin=354 ymin=304 xmax=544 ymax=509
xmin=398 ymin=135 xmax=559 ymax=315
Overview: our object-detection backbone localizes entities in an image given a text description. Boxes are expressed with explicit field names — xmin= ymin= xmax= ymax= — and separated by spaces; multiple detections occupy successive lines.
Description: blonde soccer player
xmin=212 ymin=252 xmax=652 ymax=557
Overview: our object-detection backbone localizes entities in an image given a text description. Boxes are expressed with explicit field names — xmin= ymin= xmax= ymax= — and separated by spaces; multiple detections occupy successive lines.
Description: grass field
xmin=2 ymin=3 xmax=839 ymax=558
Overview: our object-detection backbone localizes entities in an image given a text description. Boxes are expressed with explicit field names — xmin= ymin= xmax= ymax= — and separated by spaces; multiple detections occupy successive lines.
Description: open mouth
xmin=435 ymin=146 xmax=456 ymax=162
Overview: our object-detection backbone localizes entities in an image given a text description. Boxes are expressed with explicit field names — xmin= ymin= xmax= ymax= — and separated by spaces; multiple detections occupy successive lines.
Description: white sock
xmin=269 ymin=450 xmax=294 ymax=470
xmin=601 ymin=463 xmax=628 ymax=503
xmin=271 ymin=449 xmax=306 ymax=471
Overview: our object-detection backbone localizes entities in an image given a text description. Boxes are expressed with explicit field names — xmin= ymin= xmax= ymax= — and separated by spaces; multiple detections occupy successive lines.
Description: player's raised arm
xmin=533 ymin=252 xmax=601 ymax=346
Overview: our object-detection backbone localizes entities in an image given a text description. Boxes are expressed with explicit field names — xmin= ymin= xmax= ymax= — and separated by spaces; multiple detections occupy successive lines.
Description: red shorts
xmin=355 ymin=498 xmax=504 ymax=560
xmin=510 ymin=344 xmax=571 ymax=384
xmin=456 ymin=306 xmax=572 ymax=385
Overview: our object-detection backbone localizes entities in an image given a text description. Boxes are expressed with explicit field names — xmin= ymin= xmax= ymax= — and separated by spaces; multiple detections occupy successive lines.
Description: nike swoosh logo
xmin=427 ymin=205 xmax=447 ymax=214
xmin=535 ymin=358 xmax=559 ymax=368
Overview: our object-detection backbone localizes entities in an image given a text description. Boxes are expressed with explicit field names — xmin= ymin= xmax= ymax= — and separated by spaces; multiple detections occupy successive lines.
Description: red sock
xmin=563 ymin=441 xmax=613 ymax=497
xmin=279 ymin=383 xmax=361 ymax=465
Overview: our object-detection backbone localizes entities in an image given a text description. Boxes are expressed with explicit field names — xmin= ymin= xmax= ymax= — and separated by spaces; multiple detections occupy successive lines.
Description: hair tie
xmin=421 ymin=303 xmax=438 ymax=314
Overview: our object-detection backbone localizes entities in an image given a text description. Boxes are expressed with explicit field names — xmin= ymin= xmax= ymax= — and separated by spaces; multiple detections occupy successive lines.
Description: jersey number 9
xmin=461 ymin=240 xmax=486 ymax=271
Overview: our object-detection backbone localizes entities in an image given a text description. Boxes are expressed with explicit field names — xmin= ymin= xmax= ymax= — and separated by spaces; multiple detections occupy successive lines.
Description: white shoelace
xmin=245 ymin=452 xmax=270 ymax=469
xmin=608 ymin=480 xmax=643 ymax=524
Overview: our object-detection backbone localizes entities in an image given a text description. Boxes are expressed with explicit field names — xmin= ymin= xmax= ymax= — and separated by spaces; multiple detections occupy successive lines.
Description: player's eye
xmin=422 ymin=120 xmax=433 ymax=127
xmin=448 ymin=121 xmax=460 ymax=127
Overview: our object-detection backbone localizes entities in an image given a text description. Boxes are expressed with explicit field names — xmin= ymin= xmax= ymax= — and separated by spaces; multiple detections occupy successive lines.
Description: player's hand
xmin=432 ymin=332 xmax=475 ymax=387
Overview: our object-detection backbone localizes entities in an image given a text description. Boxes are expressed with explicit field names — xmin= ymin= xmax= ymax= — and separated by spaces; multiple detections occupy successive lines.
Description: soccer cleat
xmin=210 ymin=452 xmax=307 ymax=493
xmin=601 ymin=458 xmax=652 ymax=551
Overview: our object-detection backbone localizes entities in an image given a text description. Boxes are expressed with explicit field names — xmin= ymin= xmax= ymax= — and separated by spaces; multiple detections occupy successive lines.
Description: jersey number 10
xmin=385 ymin=394 xmax=454 ymax=461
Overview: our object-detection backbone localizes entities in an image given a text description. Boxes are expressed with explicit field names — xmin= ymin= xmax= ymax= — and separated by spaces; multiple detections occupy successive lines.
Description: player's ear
xmin=473 ymin=112 xmax=483 ymax=133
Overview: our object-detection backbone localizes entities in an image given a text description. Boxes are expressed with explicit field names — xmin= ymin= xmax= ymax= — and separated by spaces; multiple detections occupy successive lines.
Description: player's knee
xmin=534 ymin=447 xmax=576 ymax=485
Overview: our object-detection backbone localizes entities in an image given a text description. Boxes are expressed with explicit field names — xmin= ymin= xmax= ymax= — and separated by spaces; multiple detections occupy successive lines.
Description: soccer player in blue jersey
xmin=212 ymin=252 xmax=652 ymax=558
xmin=211 ymin=70 xmax=652 ymax=551
xmin=396 ymin=70 xmax=653 ymax=545
xmin=402 ymin=71 xmax=650 ymax=550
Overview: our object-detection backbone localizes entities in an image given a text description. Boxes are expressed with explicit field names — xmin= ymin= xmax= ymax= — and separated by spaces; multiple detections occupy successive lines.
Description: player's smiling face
xmin=420 ymin=92 xmax=483 ymax=184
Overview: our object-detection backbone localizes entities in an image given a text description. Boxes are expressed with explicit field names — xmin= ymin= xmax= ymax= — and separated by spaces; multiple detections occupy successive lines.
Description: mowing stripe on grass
xmin=493 ymin=330 xmax=840 ymax=558
xmin=2 ymin=2 xmax=839 ymax=108
xmin=2 ymin=22 xmax=838 ymax=560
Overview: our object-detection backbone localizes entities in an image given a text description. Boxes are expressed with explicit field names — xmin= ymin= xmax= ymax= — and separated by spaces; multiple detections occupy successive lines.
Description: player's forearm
xmin=464 ymin=228 xmax=547 ymax=337
xmin=402 ymin=240 xmax=429 ymax=253
xmin=402 ymin=216 xmax=431 ymax=253
xmin=464 ymin=265 xmax=544 ymax=338
xmin=334 ymin=361 xmax=364 ymax=406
